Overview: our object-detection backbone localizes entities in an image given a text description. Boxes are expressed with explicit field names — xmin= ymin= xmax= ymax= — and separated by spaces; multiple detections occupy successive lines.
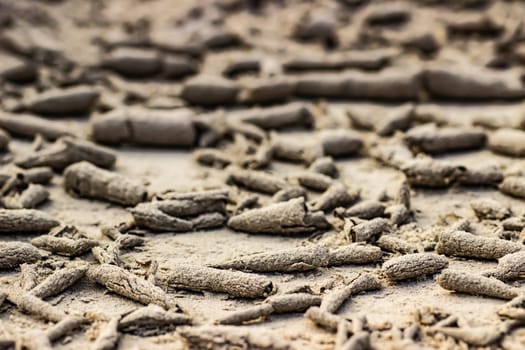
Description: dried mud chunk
xmin=228 ymin=197 xmax=329 ymax=235
xmin=30 ymin=264 xmax=87 ymax=299
xmin=404 ymin=124 xmax=486 ymax=154
xmin=159 ymin=264 xmax=274 ymax=298
xmin=119 ymin=304 xmax=190 ymax=335
xmin=348 ymin=103 xmax=413 ymax=136
xmin=26 ymin=86 xmax=99 ymax=115
xmin=266 ymin=293 xmax=321 ymax=313
xmin=293 ymin=9 xmax=338 ymax=46
xmin=64 ymin=161 xmax=147 ymax=206
xmin=349 ymin=218 xmax=391 ymax=243
xmin=487 ymin=251 xmax=525 ymax=281
xmin=181 ymin=75 xmax=239 ymax=106
xmin=20 ymin=263 xmax=38 ymax=290
xmin=0 ymin=209 xmax=59 ymax=233
xmin=364 ymin=3 xmax=411 ymax=26
xmin=305 ymin=306 xmax=344 ymax=330
xmin=437 ymin=269 xmax=519 ymax=300
xmin=129 ymin=203 xmax=193 ymax=232
xmin=87 ymin=264 xmax=170 ymax=308
xmin=155 ymin=192 xmax=227 ymax=217
xmin=320 ymin=273 xmax=382 ymax=314
xmin=295 ymin=171 xmax=333 ymax=192
xmin=92 ymin=317 xmax=120 ymax=350
xmin=0 ymin=242 xmax=40 ymax=268
xmin=178 ymin=325 xmax=292 ymax=350
xmin=4 ymin=290 xmax=65 ymax=322
xmin=500 ymin=176 xmax=525 ymax=199
xmin=31 ymin=235 xmax=98 ymax=257
xmin=0 ymin=54 xmax=36 ymax=83
xmin=423 ymin=66 xmax=525 ymax=99
xmin=0 ymin=128 xmax=10 ymax=151
xmin=271 ymin=187 xmax=306 ymax=203
xmin=310 ymin=183 xmax=359 ymax=213
xmin=270 ymin=133 xmax=323 ymax=164
xmin=368 ymin=139 xmax=414 ymax=169
xmin=16 ymin=136 xmax=117 ymax=170
xmin=436 ymin=230 xmax=522 ymax=260
xmin=385 ymin=204 xmax=410 ymax=226
xmin=193 ymin=148 xmax=232 ymax=168
xmin=457 ymin=165 xmax=503 ymax=187
xmin=345 ymin=68 xmax=422 ymax=100
xmin=488 ymin=128 xmax=525 ymax=157
xmin=102 ymin=47 xmax=162 ymax=77
xmin=502 ymin=217 xmax=525 ymax=231
xmin=191 ymin=212 xmax=226 ymax=230
xmin=401 ymin=158 xmax=464 ymax=188
xmin=233 ymin=102 xmax=313 ymax=130
xmin=328 ymin=244 xmax=383 ymax=266
xmin=227 ymin=169 xmax=287 ymax=194
xmin=309 ymin=156 xmax=338 ymax=177
xmin=0 ymin=113 xmax=73 ymax=140
xmin=212 ymin=245 xmax=330 ymax=272
xmin=47 ymin=316 xmax=87 ymax=342
xmin=437 ymin=324 xmax=510 ymax=347
xmin=446 ymin=13 xmax=503 ymax=37
xmin=89 ymin=110 xmax=130 ymax=145
xmin=383 ymin=253 xmax=448 ymax=281
xmin=319 ymin=129 xmax=363 ymax=158
xmin=243 ymin=77 xmax=293 ymax=104
xmin=217 ymin=304 xmax=274 ymax=325
xmin=3 ymin=184 xmax=49 ymax=209
xmin=470 ymin=198 xmax=511 ymax=220
xmin=376 ymin=235 xmax=417 ymax=254
xmin=163 ymin=55 xmax=198 ymax=79
xmin=340 ymin=200 xmax=385 ymax=220
xmin=294 ymin=73 xmax=347 ymax=98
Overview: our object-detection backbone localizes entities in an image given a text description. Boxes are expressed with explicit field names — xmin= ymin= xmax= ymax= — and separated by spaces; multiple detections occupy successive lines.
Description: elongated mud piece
xmin=404 ymin=124 xmax=486 ymax=154
xmin=309 ymin=156 xmax=338 ymax=177
xmin=295 ymin=171 xmax=333 ymax=192
xmin=31 ymin=235 xmax=98 ymax=257
xmin=436 ymin=230 xmax=523 ymax=260
xmin=130 ymin=203 xmax=193 ymax=232
xmin=47 ymin=316 xmax=87 ymax=342
xmin=498 ymin=295 xmax=525 ymax=320
xmin=228 ymin=197 xmax=329 ymax=235
xmin=0 ymin=113 xmax=73 ymax=140
xmin=153 ymin=191 xmax=227 ymax=217
xmin=488 ymin=128 xmax=525 ymax=157
xmin=271 ymin=187 xmax=306 ymax=203
xmin=3 ymin=184 xmax=50 ymax=209
xmin=368 ymin=139 xmax=414 ymax=170
xmin=87 ymin=264 xmax=170 ymax=308
xmin=178 ymin=325 xmax=293 ymax=350
xmin=16 ymin=136 xmax=117 ymax=170
xmin=0 ymin=242 xmax=41 ymax=269
xmin=0 ymin=167 xmax=54 ymax=188
xmin=212 ymin=245 xmax=330 ymax=272
xmin=0 ymin=209 xmax=59 ymax=233
xmin=227 ymin=169 xmax=287 ymax=194
xmin=344 ymin=68 xmax=422 ymax=100
xmin=119 ymin=304 xmax=190 ymax=335
xmin=92 ymin=317 xmax=120 ymax=350
xmin=470 ymin=198 xmax=510 ymax=220
xmin=385 ymin=204 xmax=410 ymax=226
xmin=348 ymin=103 xmax=414 ymax=137
xmin=485 ymin=251 xmax=525 ymax=281
xmin=348 ymin=218 xmax=391 ymax=243
xmin=305 ymin=306 xmax=345 ymax=331
xmin=457 ymin=165 xmax=503 ymax=187
xmin=319 ymin=129 xmax=363 ymax=158
xmin=193 ymin=149 xmax=232 ymax=168
xmin=64 ymin=161 xmax=147 ymax=206
xmin=191 ymin=212 xmax=227 ymax=230
xmin=92 ymin=245 xmax=121 ymax=266
xmin=437 ymin=323 xmax=511 ymax=347
xmin=376 ymin=235 xmax=418 ymax=254
xmin=338 ymin=200 xmax=385 ymax=220
xmin=216 ymin=304 xmax=274 ymax=325
xmin=27 ymin=86 xmax=99 ymax=115
xmin=383 ymin=253 xmax=448 ymax=281
xmin=30 ymin=264 xmax=88 ymax=299
xmin=181 ymin=75 xmax=239 ymax=105
xmin=102 ymin=47 xmax=161 ymax=77
xmin=502 ymin=217 xmax=525 ymax=231
xmin=401 ymin=158 xmax=465 ymax=187
xmin=20 ymin=263 xmax=38 ymax=290
xmin=328 ymin=244 xmax=383 ymax=266
xmin=320 ymin=273 xmax=382 ymax=313
xmin=243 ymin=77 xmax=293 ymax=104
xmin=270 ymin=132 xmax=323 ymax=164
xmin=232 ymin=102 xmax=313 ymax=130
xmin=424 ymin=66 xmax=525 ymax=99
xmin=4 ymin=289 xmax=65 ymax=322
xmin=159 ymin=264 xmax=274 ymax=298
xmin=266 ymin=293 xmax=322 ymax=313
xmin=499 ymin=176 xmax=525 ymax=199
xmin=310 ymin=183 xmax=359 ymax=212
xmin=436 ymin=269 xmax=519 ymax=300
xmin=113 ymin=234 xmax=144 ymax=250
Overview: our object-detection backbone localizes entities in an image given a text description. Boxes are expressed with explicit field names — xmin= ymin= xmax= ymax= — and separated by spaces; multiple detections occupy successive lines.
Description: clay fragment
xmin=87 ymin=264 xmax=170 ymax=308
xmin=319 ymin=129 xmax=363 ymax=158
xmin=27 ymin=86 xmax=99 ymax=115
xmin=31 ymin=235 xmax=98 ymax=257
xmin=0 ymin=242 xmax=41 ymax=269
xmin=376 ymin=235 xmax=418 ymax=254
xmin=502 ymin=217 xmax=525 ymax=231
xmin=348 ymin=103 xmax=413 ymax=136
xmin=30 ymin=264 xmax=88 ymax=299
xmin=470 ymin=198 xmax=511 ymax=220
xmin=383 ymin=253 xmax=448 ymax=281
xmin=17 ymin=137 xmax=117 ymax=170
xmin=385 ymin=204 xmax=410 ymax=226
xmin=232 ymin=102 xmax=313 ymax=130
xmin=243 ymin=77 xmax=293 ymax=104
xmin=436 ymin=230 xmax=522 ymax=260
xmin=159 ymin=264 xmax=274 ymax=298
xmin=310 ymin=183 xmax=359 ymax=212
xmin=437 ymin=269 xmax=519 ymax=300
xmin=320 ymin=273 xmax=382 ymax=313
xmin=181 ymin=75 xmax=239 ymax=105
xmin=216 ymin=304 xmax=274 ymax=325
xmin=338 ymin=200 xmax=385 ymax=220
xmin=328 ymin=244 xmax=383 ymax=266
xmin=130 ymin=203 xmax=193 ymax=232
xmin=212 ymin=245 xmax=330 ymax=272
xmin=368 ymin=139 xmax=414 ymax=170
xmin=227 ymin=169 xmax=287 ymax=194
xmin=305 ymin=306 xmax=345 ymax=331
xmin=270 ymin=133 xmax=322 ymax=164
xmin=20 ymin=263 xmax=38 ymax=290
xmin=4 ymin=289 xmax=65 ymax=322
xmin=271 ymin=187 xmax=306 ymax=203
xmin=47 ymin=316 xmax=87 ymax=342
xmin=3 ymin=184 xmax=49 ymax=209
xmin=488 ymin=128 xmax=525 ymax=157
xmin=309 ymin=157 xmax=338 ymax=177
xmin=92 ymin=317 xmax=120 ymax=350
xmin=401 ymin=158 xmax=464 ymax=188
xmin=348 ymin=218 xmax=391 ymax=243
xmin=193 ymin=148 xmax=232 ymax=168
xmin=485 ymin=251 xmax=525 ymax=281
xmin=404 ymin=124 xmax=486 ymax=154
xmin=499 ymin=176 xmax=525 ymax=199
xmin=0 ymin=209 xmax=59 ymax=233
xmin=266 ymin=293 xmax=322 ymax=313
xmin=102 ymin=47 xmax=162 ymax=77
xmin=0 ymin=113 xmax=73 ymax=140
xmin=228 ymin=197 xmax=329 ymax=235
xmin=438 ymin=323 xmax=513 ymax=347
xmin=118 ymin=304 xmax=190 ymax=335
xmin=457 ymin=166 xmax=503 ymax=187
xmin=295 ymin=171 xmax=333 ymax=192
xmin=64 ymin=161 xmax=147 ymax=206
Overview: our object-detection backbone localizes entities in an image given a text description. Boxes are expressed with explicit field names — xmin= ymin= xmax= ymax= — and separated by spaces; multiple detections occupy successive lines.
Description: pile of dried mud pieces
xmin=7 ymin=0 xmax=525 ymax=349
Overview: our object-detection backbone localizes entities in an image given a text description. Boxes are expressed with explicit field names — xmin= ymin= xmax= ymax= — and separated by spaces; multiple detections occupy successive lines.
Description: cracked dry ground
xmin=6 ymin=0 xmax=525 ymax=349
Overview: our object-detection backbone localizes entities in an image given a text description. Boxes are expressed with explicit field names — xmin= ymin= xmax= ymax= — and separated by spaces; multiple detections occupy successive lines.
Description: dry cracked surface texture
xmin=4 ymin=0 xmax=525 ymax=349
